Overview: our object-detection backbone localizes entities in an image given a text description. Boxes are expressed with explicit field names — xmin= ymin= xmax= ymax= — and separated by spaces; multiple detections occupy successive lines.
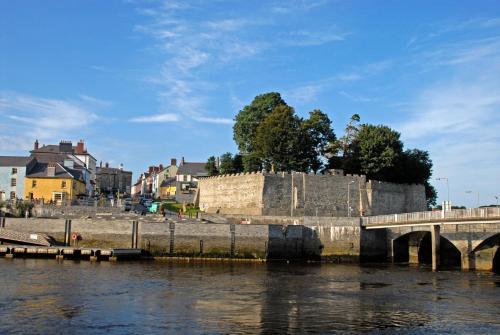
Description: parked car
xmin=124 ymin=198 xmax=132 ymax=211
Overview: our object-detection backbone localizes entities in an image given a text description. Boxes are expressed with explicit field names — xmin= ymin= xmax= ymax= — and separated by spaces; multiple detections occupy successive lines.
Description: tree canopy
xmin=233 ymin=92 xmax=286 ymax=154
xmin=212 ymin=91 xmax=436 ymax=206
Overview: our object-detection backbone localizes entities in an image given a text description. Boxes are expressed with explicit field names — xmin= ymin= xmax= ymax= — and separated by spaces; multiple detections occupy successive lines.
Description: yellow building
xmin=159 ymin=178 xmax=176 ymax=199
xmin=24 ymin=162 xmax=86 ymax=204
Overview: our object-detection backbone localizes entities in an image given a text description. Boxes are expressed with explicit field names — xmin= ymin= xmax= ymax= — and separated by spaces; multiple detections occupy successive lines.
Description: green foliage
xmin=353 ymin=124 xmax=404 ymax=179
xmin=219 ymin=152 xmax=235 ymax=174
xmin=233 ymin=92 xmax=287 ymax=153
xmin=242 ymin=152 xmax=262 ymax=172
xmin=233 ymin=154 xmax=244 ymax=173
xmin=255 ymin=105 xmax=305 ymax=171
xmin=15 ymin=201 xmax=34 ymax=217
xmin=205 ymin=156 xmax=219 ymax=176
xmin=301 ymin=109 xmax=336 ymax=172
xmin=328 ymin=122 xmax=437 ymax=207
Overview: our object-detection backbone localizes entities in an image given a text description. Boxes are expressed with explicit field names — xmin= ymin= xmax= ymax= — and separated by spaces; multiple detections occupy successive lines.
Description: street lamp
xmin=347 ymin=180 xmax=355 ymax=217
xmin=465 ymin=190 xmax=480 ymax=208
xmin=435 ymin=177 xmax=450 ymax=209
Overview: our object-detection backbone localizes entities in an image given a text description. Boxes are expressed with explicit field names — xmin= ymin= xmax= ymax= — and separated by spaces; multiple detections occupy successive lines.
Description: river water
xmin=0 ymin=259 xmax=498 ymax=334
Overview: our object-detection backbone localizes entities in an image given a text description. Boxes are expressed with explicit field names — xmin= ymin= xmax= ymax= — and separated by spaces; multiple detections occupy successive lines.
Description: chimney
xmin=100 ymin=161 xmax=102 ymax=168
xmin=59 ymin=140 xmax=73 ymax=153
xmin=75 ymin=140 xmax=85 ymax=154
xmin=149 ymin=166 xmax=154 ymax=174
xmin=47 ymin=163 xmax=56 ymax=177
xmin=120 ymin=163 xmax=123 ymax=171
xmin=171 ymin=158 xmax=177 ymax=166
xmin=159 ymin=164 xmax=164 ymax=171
xmin=181 ymin=157 xmax=185 ymax=165
xmin=34 ymin=139 xmax=39 ymax=151
xmin=105 ymin=162 xmax=109 ymax=168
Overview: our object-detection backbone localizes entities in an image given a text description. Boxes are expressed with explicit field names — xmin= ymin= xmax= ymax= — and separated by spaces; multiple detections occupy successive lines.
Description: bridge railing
xmin=362 ymin=207 xmax=500 ymax=226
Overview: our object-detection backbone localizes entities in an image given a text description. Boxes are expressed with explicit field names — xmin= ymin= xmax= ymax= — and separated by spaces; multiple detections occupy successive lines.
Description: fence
xmin=362 ymin=207 xmax=500 ymax=226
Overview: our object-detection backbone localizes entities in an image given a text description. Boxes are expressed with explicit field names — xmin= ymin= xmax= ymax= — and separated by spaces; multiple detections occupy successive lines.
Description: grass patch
xmin=161 ymin=201 xmax=200 ymax=216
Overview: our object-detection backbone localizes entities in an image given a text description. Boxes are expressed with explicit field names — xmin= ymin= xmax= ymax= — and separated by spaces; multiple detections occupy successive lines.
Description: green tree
xmin=242 ymin=153 xmax=262 ymax=172
xmin=254 ymin=105 xmax=304 ymax=171
xmin=302 ymin=109 xmax=336 ymax=173
xmin=205 ymin=156 xmax=219 ymax=176
xmin=233 ymin=92 xmax=287 ymax=153
xmin=219 ymin=152 xmax=235 ymax=175
xmin=352 ymin=124 xmax=404 ymax=180
xmin=233 ymin=154 xmax=244 ymax=173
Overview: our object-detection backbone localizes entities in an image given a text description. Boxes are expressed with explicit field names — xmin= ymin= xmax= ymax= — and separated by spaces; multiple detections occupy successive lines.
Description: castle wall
xmin=198 ymin=172 xmax=265 ymax=216
xmin=198 ymin=171 xmax=426 ymax=217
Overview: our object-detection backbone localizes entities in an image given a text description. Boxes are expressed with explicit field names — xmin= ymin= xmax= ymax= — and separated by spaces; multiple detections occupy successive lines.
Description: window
xmin=61 ymin=181 xmax=67 ymax=188
xmin=32 ymin=180 xmax=37 ymax=187
xmin=10 ymin=191 xmax=16 ymax=199
xmin=12 ymin=168 xmax=17 ymax=174
xmin=11 ymin=178 xmax=16 ymax=187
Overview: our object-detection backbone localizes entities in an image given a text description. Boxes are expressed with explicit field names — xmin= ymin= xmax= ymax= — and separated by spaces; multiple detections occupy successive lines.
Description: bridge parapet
xmin=362 ymin=207 xmax=500 ymax=227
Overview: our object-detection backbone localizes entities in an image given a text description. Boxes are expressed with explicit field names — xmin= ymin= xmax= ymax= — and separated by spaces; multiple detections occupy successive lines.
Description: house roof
xmin=177 ymin=162 xmax=208 ymax=176
xmin=32 ymin=144 xmax=96 ymax=160
xmin=160 ymin=177 xmax=176 ymax=187
xmin=0 ymin=156 xmax=29 ymax=167
xmin=97 ymin=167 xmax=132 ymax=175
xmin=26 ymin=162 xmax=84 ymax=181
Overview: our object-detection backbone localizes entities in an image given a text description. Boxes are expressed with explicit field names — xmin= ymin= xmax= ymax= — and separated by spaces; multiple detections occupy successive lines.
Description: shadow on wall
xmin=266 ymin=225 xmax=323 ymax=261
xmin=393 ymin=232 xmax=461 ymax=268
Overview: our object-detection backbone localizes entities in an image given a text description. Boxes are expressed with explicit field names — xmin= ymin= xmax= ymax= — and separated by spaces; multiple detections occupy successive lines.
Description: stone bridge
xmin=361 ymin=207 xmax=500 ymax=272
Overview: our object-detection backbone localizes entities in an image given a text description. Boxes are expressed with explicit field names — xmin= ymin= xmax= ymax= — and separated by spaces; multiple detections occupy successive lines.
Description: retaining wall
xmin=198 ymin=171 xmax=426 ymax=217
xmin=1 ymin=218 xmax=323 ymax=260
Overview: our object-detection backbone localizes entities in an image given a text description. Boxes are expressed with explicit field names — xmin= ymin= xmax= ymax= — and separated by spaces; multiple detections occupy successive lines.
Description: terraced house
xmin=0 ymin=156 xmax=30 ymax=201
xmin=24 ymin=160 xmax=86 ymax=204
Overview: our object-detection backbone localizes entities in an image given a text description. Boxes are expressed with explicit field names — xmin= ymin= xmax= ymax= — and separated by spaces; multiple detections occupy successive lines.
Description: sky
xmin=1 ymin=0 xmax=499 ymax=208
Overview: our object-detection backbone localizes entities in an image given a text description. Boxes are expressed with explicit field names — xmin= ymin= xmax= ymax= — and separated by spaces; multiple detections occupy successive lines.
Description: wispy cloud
xmin=0 ymin=91 xmax=103 ymax=151
xmin=271 ymin=0 xmax=331 ymax=14
xmin=338 ymin=90 xmax=373 ymax=102
xmin=397 ymin=26 xmax=500 ymax=206
xmin=130 ymin=113 xmax=180 ymax=123
xmin=285 ymin=29 xmax=346 ymax=46
xmin=284 ymin=84 xmax=323 ymax=104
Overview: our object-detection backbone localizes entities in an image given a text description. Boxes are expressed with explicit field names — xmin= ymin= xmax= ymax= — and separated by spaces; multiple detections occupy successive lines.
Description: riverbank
xmin=1 ymin=216 xmax=387 ymax=262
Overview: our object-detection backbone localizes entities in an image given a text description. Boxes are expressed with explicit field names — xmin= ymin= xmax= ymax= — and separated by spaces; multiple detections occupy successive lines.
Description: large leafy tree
xmin=353 ymin=124 xmax=404 ymax=180
xmin=205 ymin=156 xmax=219 ymax=176
xmin=219 ymin=152 xmax=235 ymax=175
xmin=242 ymin=153 xmax=262 ymax=172
xmin=329 ymin=122 xmax=437 ymax=207
xmin=233 ymin=92 xmax=287 ymax=153
xmin=302 ymin=109 xmax=336 ymax=173
xmin=254 ymin=105 xmax=305 ymax=171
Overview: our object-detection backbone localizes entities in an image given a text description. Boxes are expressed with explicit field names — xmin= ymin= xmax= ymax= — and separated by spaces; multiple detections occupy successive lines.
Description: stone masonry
xmin=198 ymin=170 xmax=426 ymax=217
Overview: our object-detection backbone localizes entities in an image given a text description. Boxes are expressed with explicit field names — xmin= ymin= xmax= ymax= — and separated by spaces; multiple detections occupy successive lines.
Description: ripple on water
xmin=0 ymin=259 xmax=499 ymax=334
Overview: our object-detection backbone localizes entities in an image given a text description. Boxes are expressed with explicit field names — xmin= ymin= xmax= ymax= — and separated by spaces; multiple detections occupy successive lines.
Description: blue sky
xmin=1 ymin=0 xmax=499 ymax=207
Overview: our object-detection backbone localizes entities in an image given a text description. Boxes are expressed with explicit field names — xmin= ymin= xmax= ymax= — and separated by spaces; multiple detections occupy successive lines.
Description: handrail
xmin=361 ymin=207 xmax=500 ymax=226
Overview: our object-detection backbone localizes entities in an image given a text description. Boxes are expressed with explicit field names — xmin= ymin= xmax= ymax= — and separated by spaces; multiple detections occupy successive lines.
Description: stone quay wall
xmin=198 ymin=213 xmax=387 ymax=262
xmin=198 ymin=171 xmax=426 ymax=217
xmin=2 ymin=218 xmax=323 ymax=260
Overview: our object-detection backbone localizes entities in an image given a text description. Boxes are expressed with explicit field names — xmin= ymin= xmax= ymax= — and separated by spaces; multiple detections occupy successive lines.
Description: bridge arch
xmin=471 ymin=233 xmax=500 ymax=273
xmin=393 ymin=231 xmax=461 ymax=268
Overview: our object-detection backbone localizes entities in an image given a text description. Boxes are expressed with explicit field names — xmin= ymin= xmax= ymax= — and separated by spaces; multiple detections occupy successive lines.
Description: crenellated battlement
xmin=198 ymin=170 xmax=426 ymax=217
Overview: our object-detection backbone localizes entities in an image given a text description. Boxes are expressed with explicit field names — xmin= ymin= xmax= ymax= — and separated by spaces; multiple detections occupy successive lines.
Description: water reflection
xmin=0 ymin=259 xmax=499 ymax=334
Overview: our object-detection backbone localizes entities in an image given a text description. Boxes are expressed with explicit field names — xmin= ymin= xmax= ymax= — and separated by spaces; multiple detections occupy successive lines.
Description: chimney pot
xmin=171 ymin=158 xmax=177 ymax=166
xmin=34 ymin=139 xmax=39 ymax=150
xmin=181 ymin=157 xmax=185 ymax=165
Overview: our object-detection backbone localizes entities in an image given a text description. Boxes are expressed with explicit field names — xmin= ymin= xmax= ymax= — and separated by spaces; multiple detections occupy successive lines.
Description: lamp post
xmin=347 ymin=180 xmax=355 ymax=217
xmin=435 ymin=177 xmax=450 ymax=209
xmin=465 ymin=190 xmax=480 ymax=208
